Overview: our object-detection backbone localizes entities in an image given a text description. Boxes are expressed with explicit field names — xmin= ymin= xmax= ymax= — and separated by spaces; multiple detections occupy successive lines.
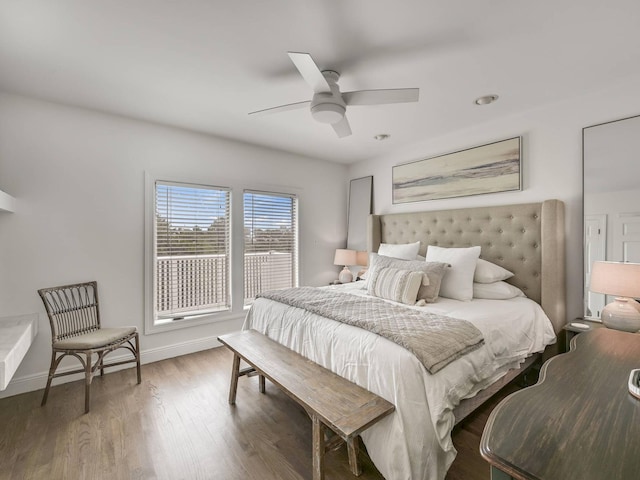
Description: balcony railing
xmin=156 ymin=252 xmax=293 ymax=317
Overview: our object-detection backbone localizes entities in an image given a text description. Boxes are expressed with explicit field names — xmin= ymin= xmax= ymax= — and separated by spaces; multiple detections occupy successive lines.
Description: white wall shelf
xmin=0 ymin=314 xmax=38 ymax=390
xmin=0 ymin=189 xmax=16 ymax=213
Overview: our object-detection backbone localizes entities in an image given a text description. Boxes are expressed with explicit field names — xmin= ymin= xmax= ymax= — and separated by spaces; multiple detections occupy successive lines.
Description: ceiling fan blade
xmin=248 ymin=100 xmax=311 ymax=116
xmin=342 ymin=88 xmax=420 ymax=106
xmin=332 ymin=116 xmax=352 ymax=138
xmin=287 ymin=52 xmax=332 ymax=94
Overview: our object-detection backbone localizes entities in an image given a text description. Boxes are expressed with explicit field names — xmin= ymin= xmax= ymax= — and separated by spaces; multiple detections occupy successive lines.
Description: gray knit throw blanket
xmin=257 ymin=287 xmax=484 ymax=374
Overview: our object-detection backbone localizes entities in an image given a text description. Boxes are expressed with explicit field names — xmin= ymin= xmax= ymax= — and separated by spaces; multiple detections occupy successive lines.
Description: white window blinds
xmin=155 ymin=181 xmax=231 ymax=320
xmin=243 ymin=191 xmax=298 ymax=305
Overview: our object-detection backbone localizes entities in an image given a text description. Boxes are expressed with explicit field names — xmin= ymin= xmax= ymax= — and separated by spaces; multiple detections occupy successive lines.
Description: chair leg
xmin=84 ymin=352 xmax=93 ymax=414
xmin=41 ymin=350 xmax=58 ymax=407
xmin=134 ymin=332 xmax=142 ymax=384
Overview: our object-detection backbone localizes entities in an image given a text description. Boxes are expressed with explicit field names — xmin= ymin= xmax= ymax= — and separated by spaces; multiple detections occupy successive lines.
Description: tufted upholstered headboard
xmin=367 ymin=200 xmax=566 ymax=334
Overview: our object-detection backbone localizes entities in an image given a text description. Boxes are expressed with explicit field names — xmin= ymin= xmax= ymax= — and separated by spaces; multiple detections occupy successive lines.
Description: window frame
xmin=145 ymin=173 xmax=239 ymax=334
xmin=156 ymin=180 xmax=231 ymax=316
xmin=243 ymin=189 xmax=299 ymax=306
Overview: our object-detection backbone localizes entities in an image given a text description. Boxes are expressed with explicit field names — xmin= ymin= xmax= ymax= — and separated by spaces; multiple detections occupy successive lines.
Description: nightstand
xmin=563 ymin=318 xmax=605 ymax=352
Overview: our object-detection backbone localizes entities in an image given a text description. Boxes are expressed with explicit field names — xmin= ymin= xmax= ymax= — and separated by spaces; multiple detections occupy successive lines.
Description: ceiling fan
xmin=249 ymin=52 xmax=420 ymax=138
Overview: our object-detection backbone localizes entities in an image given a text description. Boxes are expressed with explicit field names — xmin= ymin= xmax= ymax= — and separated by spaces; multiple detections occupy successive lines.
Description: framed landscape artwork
xmin=392 ymin=137 xmax=522 ymax=203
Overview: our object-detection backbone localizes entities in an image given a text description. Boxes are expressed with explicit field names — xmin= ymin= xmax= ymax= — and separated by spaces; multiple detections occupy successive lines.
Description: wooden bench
xmin=218 ymin=330 xmax=395 ymax=480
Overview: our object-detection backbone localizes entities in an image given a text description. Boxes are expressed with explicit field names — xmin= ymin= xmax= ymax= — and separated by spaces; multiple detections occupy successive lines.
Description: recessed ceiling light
xmin=374 ymin=134 xmax=390 ymax=141
xmin=474 ymin=95 xmax=499 ymax=106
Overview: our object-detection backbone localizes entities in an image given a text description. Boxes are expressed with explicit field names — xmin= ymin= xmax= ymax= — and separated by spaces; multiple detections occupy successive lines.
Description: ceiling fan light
xmin=311 ymin=103 xmax=345 ymax=124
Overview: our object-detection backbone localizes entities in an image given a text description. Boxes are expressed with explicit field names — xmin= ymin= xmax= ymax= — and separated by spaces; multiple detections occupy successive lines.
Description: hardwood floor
xmin=0 ymin=347 xmax=520 ymax=479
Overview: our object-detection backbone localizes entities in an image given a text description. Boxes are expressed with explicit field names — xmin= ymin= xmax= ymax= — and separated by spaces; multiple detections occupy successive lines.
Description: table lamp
xmin=589 ymin=261 xmax=640 ymax=332
xmin=334 ymin=249 xmax=357 ymax=283
xmin=356 ymin=251 xmax=369 ymax=279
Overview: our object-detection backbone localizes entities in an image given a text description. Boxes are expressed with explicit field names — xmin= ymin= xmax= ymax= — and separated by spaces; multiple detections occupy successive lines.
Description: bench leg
xmin=347 ymin=437 xmax=362 ymax=476
xmin=229 ymin=353 xmax=241 ymax=405
xmin=312 ymin=415 xmax=325 ymax=480
xmin=259 ymin=374 xmax=265 ymax=394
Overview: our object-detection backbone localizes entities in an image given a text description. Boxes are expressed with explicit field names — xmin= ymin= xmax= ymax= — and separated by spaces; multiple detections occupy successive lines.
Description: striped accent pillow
xmin=367 ymin=266 xmax=424 ymax=305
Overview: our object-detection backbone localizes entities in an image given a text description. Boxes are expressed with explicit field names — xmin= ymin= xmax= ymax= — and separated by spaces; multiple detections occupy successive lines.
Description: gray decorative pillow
xmin=368 ymin=253 xmax=449 ymax=303
xmin=367 ymin=266 xmax=423 ymax=305
xmin=419 ymin=261 xmax=450 ymax=302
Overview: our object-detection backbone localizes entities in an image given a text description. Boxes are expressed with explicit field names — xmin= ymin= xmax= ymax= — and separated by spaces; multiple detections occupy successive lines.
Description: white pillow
xmin=367 ymin=266 xmax=424 ymax=305
xmin=474 ymin=259 xmax=514 ymax=283
xmin=378 ymin=241 xmax=421 ymax=261
xmin=425 ymin=245 xmax=481 ymax=301
xmin=473 ymin=281 xmax=525 ymax=300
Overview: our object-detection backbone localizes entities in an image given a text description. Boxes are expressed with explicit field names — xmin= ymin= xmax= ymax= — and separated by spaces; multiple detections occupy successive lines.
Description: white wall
xmin=0 ymin=93 xmax=348 ymax=397
xmin=348 ymin=73 xmax=640 ymax=323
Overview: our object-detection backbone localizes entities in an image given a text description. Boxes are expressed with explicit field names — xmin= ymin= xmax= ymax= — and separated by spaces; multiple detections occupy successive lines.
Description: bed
xmin=243 ymin=199 xmax=566 ymax=480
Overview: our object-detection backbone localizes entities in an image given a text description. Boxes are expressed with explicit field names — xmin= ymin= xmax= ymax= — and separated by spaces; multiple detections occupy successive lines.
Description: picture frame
xmin=392 ymin=137 xmax=522 ymax=203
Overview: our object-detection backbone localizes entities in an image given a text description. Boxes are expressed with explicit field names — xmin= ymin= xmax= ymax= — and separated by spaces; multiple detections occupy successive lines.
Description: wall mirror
xmin=347 ymin=176 xmax=373 ymax=252
xmin=583 ymin=114 xmax=640 ymax=319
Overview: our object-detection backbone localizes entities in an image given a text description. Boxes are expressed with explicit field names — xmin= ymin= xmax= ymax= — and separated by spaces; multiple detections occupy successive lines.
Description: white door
xmin=613 ymin=213 xmax=640 ymax=263
xmin=584 ymin=214 xmax=606 ymax=319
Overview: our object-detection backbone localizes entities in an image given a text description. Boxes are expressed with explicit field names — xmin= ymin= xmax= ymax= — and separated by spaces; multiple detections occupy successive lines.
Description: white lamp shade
xmin=590 ymin=261 xmax=640 ymax=298
xmin=356 ymin=251 xmax=369 ymax=267
xmin=590 ymin=261 xmax=640 ymax=332
xmin=334 ymin=248 xmax=357 ymax=266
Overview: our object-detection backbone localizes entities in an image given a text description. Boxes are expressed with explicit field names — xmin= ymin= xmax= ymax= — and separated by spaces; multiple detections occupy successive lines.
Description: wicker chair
xmin=38 ymin=281 xmax=141 ymax=413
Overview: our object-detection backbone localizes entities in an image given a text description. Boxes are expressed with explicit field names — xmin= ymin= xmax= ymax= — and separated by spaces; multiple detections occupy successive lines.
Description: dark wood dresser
xmin=480 ymin=328 xmax=640 ymax=480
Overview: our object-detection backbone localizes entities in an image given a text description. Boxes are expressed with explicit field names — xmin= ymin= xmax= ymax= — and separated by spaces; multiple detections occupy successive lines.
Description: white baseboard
xmin=0 ymin=334 xmax=224 ymax=399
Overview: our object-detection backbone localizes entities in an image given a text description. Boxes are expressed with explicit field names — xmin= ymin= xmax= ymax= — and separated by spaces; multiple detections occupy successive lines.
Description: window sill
xmin=145 ymin=310 xmax=245 ymax=335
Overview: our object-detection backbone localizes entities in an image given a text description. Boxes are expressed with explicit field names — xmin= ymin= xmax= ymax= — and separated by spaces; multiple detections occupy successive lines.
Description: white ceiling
xmin=1 ymin=1 xmax=639 ymax=164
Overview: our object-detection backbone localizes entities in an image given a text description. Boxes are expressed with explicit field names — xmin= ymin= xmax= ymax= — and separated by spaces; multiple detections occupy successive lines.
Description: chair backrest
xmin=38 ymin=281 xmax=101 ymax=343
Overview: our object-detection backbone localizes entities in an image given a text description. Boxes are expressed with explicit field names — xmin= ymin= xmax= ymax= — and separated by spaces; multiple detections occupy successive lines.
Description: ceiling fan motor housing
xmin=310 ymin=70 xmax=345 ymax=124
xmin=311 ymin=100 xmax=345 ymax=124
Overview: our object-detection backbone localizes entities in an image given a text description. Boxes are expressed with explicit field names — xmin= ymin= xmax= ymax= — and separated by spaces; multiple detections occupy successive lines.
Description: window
xmin=243 ymin=191 xmax=298 ymax=305
xmin=153 ymin=181 xmax=231 ymax=323
xmin=145 ymin=178 xmax=299 ymax=333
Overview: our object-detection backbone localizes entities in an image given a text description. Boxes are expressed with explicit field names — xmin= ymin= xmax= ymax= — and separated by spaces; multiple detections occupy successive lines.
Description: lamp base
xmin=601 ymin=297 xmax=640 ymax=333
xmin=338 ymin=266 xmax=353 ymax=284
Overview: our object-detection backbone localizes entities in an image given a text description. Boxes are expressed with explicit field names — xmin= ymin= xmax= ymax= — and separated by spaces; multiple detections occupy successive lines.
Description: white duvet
xmin=243 ymin=282 xmax=556 ymax=480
